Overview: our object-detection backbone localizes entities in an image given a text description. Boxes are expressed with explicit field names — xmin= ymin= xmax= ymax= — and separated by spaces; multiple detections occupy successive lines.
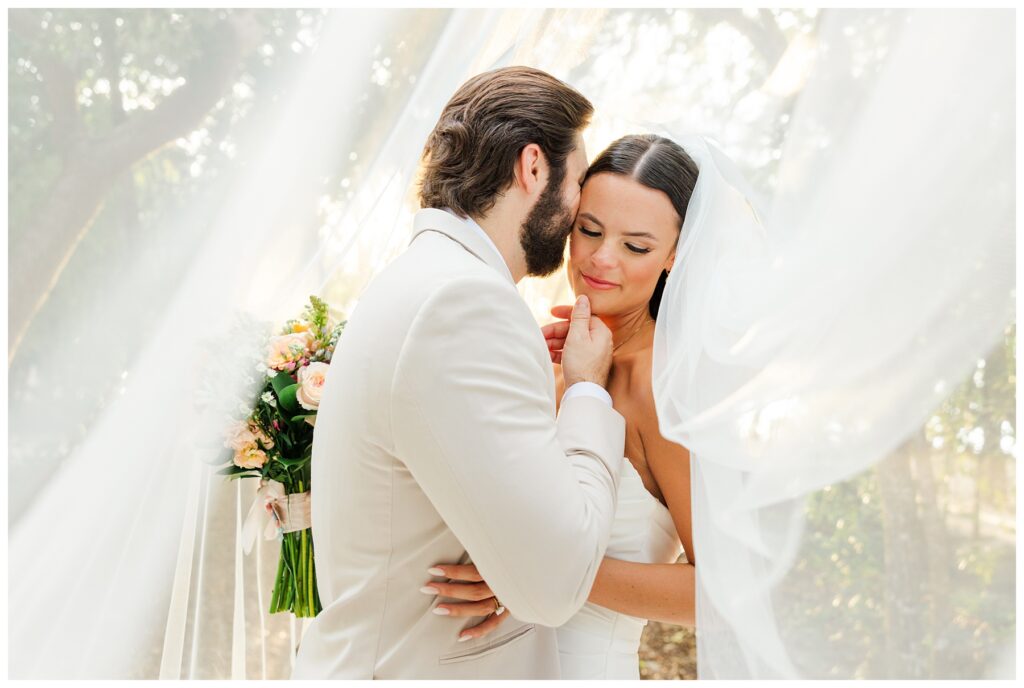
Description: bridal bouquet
xmin=219 ymin=295 xmax=344 ymax=618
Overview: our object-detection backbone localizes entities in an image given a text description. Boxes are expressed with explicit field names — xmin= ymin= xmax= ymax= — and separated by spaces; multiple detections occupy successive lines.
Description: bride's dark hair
xmin=584 ymin=134 xmax=698 ymax=319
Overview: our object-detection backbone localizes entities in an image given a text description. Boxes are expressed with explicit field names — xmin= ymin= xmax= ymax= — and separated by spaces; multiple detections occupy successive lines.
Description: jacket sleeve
xmin=391 ymin=276 xmax=625 ymax=627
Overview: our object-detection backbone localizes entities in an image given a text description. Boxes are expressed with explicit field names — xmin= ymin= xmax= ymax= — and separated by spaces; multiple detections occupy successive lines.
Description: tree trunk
xmin=877 ymin=445 xmax=929 ymax=678
xmin=910 ymin=435 xmax=953 ymax=674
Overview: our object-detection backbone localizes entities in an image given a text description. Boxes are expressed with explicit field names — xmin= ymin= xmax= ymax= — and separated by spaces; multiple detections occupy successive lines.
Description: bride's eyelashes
xmin=576 ymin=225 xmax=653 ymax=255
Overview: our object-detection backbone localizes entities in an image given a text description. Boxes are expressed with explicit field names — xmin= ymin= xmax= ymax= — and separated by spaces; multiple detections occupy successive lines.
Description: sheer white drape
xmin=8 ymin=7 xmax=551 ymax=679
xmin=7 ymin=8 xmax=500 ymax=678
xmin=651 ymin=9 xmax=1014 ymax=679
xmin=8 ymin=8 xmax=1014 ymax=680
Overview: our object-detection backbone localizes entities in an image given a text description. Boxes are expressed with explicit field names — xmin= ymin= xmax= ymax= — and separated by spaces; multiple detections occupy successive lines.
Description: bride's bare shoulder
xmin=612 ymin=346 xmax=661 ymax=436
xmin=619 ymin=346 xmax=655 ymax=403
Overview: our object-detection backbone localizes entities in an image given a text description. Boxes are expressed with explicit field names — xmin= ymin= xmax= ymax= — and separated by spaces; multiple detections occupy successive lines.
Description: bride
xmin=422 ymin=133 xmax=712 ymax=679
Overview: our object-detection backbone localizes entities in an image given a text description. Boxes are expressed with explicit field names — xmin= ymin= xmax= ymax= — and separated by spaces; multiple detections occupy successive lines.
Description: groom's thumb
xmin=568 ymin=295 xmax=591 ymax=339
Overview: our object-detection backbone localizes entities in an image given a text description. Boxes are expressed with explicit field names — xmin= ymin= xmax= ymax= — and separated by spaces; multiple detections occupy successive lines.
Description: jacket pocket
xmin=438 ymin=624 xmax=536 ymax=665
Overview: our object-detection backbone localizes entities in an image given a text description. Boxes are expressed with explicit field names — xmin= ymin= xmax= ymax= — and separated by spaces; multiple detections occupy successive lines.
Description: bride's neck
xmin=598 ymin=305 xmax=654 ymax=354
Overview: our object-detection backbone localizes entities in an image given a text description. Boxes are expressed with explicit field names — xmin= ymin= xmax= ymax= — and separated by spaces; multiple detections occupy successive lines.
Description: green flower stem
xmin=291 ymin=533 xmax=300 ymax=613
xmin=274 ymin=537 xmax=285 ymax=614
xmin=269 ymin=544 xmax=286 ymax=612
xmin=307 ymin=532 xmax=315 ymax=615
xmin=282 ymin=533 xmax=295 ymax=611
xmin=279 ymin=562 xmax=291 ymax=613
xmin=294 ymin=479 xmax=308 ymax=617
xmin=299 ymin=529 xmax=308 ymax=616
xmin=294 ymin=536 xmax=303 ymax=616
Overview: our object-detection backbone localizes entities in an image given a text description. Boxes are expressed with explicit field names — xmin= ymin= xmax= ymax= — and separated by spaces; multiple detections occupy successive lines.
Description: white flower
xmin=261 ymin=391 xmax=277 ymax=408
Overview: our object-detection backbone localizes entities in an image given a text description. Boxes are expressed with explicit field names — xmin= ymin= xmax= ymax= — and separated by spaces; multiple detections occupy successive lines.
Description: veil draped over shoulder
xmin=8 ymin=8 xmax=1013 ymax=679
xmin=652 ymin=9 xmax=1014 ymax=678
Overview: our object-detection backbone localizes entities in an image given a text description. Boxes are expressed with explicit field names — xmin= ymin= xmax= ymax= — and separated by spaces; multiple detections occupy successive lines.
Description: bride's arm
xmin=588 ymin=382 xmax=696 ymax=625
xmin=587 ymin=558 xmax=695 ymax=626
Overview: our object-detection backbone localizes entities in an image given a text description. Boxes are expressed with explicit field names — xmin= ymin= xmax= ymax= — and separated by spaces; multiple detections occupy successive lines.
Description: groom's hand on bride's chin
xmin=419 ymin=563 xmax=510 ymax=641
xmin=560 ymin=295 xmax=613 ymax=388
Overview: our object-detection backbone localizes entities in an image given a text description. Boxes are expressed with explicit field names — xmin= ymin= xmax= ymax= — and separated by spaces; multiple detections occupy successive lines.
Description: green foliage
xmin=269 ymin=370 xmax=294 ymax=396
xmin=778 ymin=325 xmax=1016 ymax=678
xmin=216 ymin=466 xmax=262 ymax=481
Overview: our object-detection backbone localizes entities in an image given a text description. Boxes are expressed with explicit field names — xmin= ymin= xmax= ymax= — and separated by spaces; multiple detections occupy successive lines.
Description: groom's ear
xmin=515 ymin=143 xmax=546 ymax=196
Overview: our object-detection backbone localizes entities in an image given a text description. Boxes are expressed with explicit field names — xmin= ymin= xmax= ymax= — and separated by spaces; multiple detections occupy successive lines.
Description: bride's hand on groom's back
xmin=420 ymin=563 xmax=509 ymax=642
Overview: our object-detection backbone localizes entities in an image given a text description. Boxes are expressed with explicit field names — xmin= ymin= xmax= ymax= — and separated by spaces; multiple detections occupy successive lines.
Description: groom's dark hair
xmin=418 ymin=66 xmax=593 ymax=219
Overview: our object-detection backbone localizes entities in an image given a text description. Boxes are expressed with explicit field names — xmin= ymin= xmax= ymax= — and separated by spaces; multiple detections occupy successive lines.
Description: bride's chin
xmin=571 ymin=279 xmax=615 ymax=312
xmin=576 ymin=288 xmax=610 ymax=311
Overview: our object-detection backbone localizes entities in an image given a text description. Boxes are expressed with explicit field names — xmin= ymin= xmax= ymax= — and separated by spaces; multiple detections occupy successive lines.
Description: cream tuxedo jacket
xmin=291 ymin=208 xmax=625 ymax=679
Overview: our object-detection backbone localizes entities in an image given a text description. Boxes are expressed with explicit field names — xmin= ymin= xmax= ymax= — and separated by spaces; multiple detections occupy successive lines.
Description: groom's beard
xmin=520 ymin=175 xmax=575 ymax=278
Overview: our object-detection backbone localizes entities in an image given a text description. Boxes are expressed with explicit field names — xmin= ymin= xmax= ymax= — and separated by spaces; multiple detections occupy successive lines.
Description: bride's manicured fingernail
xmin=495 ymin=606 xmax=505 ymax=616
xmin=420 ymin=586 xmax=439 ymax=595
xmin=458 ymin=634 xmax=471 ymax=642
xmin=432 ymin=607 xmax=450 ymax=616
xmin=427 ymin=567 xmax=445 ymax=576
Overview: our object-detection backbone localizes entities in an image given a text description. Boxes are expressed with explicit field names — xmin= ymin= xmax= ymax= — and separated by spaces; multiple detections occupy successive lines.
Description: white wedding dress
xmin=556 ymin=458 xmax=684 ymax=679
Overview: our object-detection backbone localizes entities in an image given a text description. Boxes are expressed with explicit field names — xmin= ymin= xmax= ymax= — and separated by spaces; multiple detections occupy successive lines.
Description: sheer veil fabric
xmin=8 ymin=9 xmax=511 ymax=679
xmin=652 ymin=10 xmax=1014 ymax=678
xmin=8 ymin=8 xmax=1014 ymax=679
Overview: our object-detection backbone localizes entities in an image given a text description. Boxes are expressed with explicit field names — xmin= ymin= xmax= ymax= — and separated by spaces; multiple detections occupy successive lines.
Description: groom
xmin=291 ymin=67 xmax=625 ymax=679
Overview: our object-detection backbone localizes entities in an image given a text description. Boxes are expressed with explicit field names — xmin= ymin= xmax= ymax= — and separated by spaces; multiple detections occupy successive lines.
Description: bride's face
xmin=568 ymin=172 xmax=679 ymax=318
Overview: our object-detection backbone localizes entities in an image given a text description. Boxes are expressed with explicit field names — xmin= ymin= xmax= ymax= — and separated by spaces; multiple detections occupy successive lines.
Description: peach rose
xmin=266 ymin=331 xmax=313 ymax=371
xmin=225 ymin=420 xmax=258 ymax=453
xmin=235 ymin=446 xmax=268 ymax=470
xmin=296 ymin=361 xmax=329 ymax=411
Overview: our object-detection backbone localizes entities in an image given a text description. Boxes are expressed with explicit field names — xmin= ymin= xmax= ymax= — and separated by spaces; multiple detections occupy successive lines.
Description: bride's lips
xmin=580 ymin=272 xmax=618 ymax=290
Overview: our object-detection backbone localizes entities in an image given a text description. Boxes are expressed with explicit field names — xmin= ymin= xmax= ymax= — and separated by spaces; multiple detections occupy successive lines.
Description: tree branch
xmin=9 ymin=14 xmax=259 ymax=360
